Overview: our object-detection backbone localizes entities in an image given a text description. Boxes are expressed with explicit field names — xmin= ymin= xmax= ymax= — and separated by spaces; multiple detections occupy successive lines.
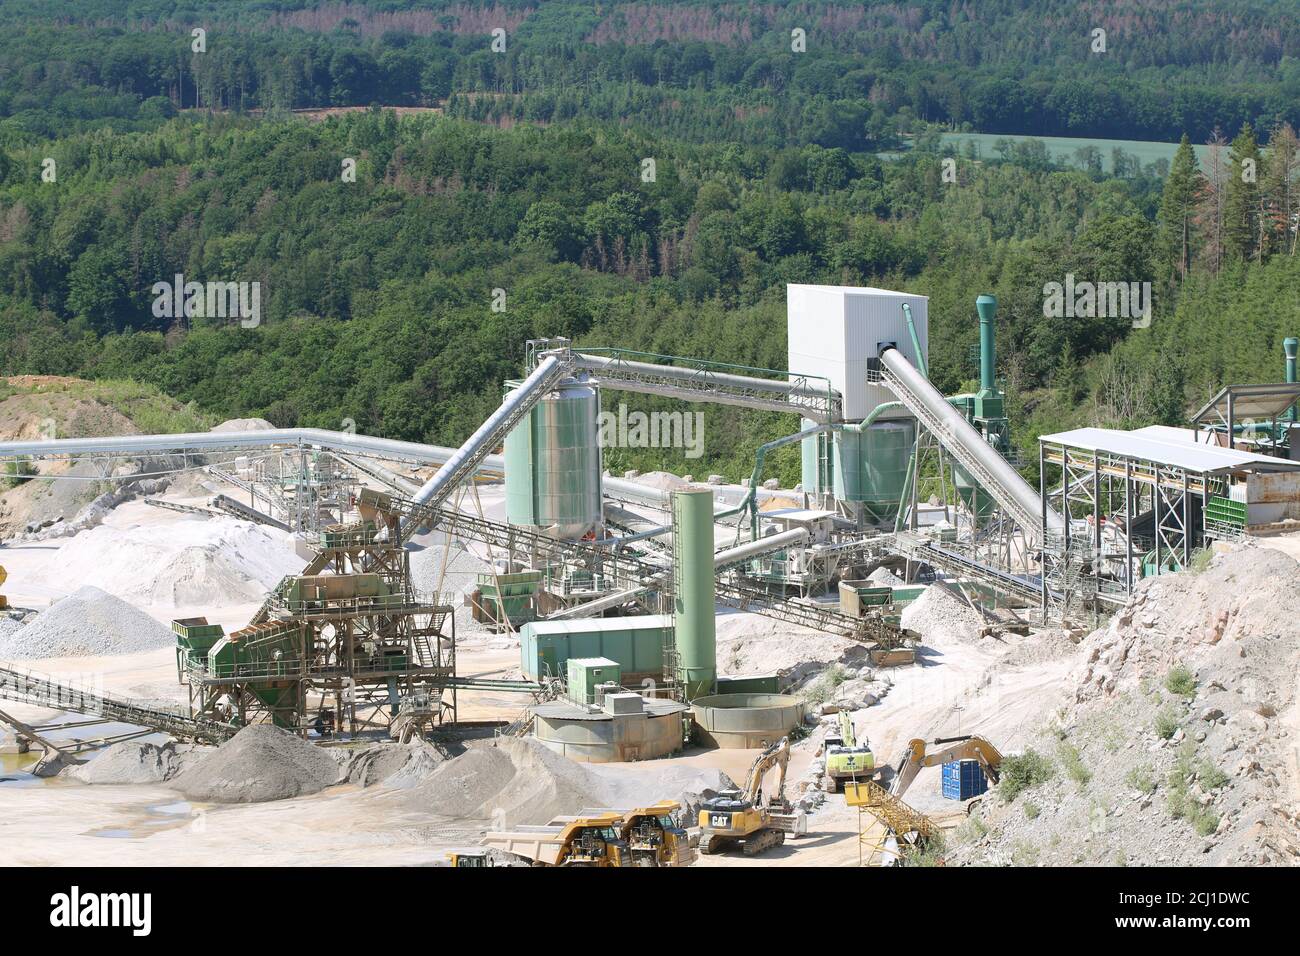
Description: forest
xmin=0 ymin=1 xmax=1297 ymax=482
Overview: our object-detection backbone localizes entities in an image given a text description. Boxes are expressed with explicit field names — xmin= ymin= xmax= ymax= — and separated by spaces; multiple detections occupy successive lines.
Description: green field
xmin=939 ymin=132 xmax=1210 ymax=173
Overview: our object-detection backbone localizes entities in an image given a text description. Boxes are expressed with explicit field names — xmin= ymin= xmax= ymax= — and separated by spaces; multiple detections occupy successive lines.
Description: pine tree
xmin=1224 ymin=123 xmax=1261 ymax=262
xmin=1157 ymin=135 xmax=1203 ymax=279
xmin=1262 ymin=123 xmax=1300 ymax=257
xmin=1197 ymin=129 xmax=1229 ymax=273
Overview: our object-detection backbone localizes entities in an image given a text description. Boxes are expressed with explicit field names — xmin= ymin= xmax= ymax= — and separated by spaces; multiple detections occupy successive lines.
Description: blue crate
xmin=941 ymin=759 xmax=989 ymax=800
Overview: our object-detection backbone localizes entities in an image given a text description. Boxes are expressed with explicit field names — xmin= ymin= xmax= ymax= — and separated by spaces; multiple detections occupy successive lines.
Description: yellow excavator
xmin=845 ymin=734 xmax=1002 ymax=864
xmin=0 ymin=564 xmax=8 ymax=610
xmin=698 ymin=736 xmax=803 ymax=857
xmin=890 ymin=734 xmax=1003 ymax=799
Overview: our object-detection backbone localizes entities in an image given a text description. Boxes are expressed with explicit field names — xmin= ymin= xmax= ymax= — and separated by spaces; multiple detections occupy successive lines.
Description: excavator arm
xmin=838 ymin=710 xmax=856 ymax=750
xmin=890 ymin=735 xmax=1003 ymax=799
xmin=744 ymin=736 xmax=792 ymax=805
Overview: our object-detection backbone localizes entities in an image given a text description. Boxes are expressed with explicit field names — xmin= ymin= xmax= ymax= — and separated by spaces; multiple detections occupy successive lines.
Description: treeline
xmin=0 ymin=108 xmax=1214 ymax=478
xmin=0 ymin=1 xmax=1298 ymax=145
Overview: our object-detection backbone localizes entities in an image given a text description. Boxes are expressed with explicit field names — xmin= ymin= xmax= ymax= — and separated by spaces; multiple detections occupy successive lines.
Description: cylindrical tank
xmin=672 ymin=487 xmax=716 ymax=701
xmin=831 ymin=421 xmax=915 ymax=525
xmin=1285 ymin=338 xmax=1298 ymax=423
xmin=690 ymin=693 xmax=806 ymax=749
xmin=977 ymin=294 xmax=997 ymax=395
xmin=503 ymin=377 xmax=602 ymax=539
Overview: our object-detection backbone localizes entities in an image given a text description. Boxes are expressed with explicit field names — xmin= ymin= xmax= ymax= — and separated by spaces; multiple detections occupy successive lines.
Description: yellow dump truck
xmin=481 ymin=811 xmax=630 ymax=867
xmin=548 ymin=800 xmax=696 ymax=867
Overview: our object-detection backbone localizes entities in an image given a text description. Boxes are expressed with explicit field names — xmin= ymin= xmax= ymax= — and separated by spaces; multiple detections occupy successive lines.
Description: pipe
xmin=742 ymin=424 xmax=829 ymax=540
xmin=977 ymin=294 xmax=998 ymax=395
xmin=1285 ymin=337 xmax=1298 ymax=423
xmin=404 ymin=355 xmax=565 ymax=526
xmin=672 ymin=488 xmax=717 ymax=701
xmin=878 ymin=346 xmax=1064 ymax=533
xmin=901 ymin=303 xmax=928 ymax=379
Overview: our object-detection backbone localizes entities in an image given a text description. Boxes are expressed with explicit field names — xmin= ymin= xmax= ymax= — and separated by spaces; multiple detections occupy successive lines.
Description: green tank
xmin=672 ymin=488 xmax=716 ymax=701
xmin=504 ymin=378 xmax=603 ymax=539
xmin=836 ymin=421 xmax=914 ymax=524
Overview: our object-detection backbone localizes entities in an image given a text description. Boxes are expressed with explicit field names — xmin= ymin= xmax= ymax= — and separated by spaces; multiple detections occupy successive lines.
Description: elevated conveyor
xmin=0 ymin=664 xmax=237 ymax=744
xmin=877 ymin=347 xmax=1064 ymax=537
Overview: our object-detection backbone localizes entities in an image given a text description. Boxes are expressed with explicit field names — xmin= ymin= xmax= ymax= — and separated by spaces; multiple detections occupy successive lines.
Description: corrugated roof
xmin=522 ymin=614 xmax=673 ymax=636
xmin=1191 ymin=383 xmax=1300 ymax=423
xmin=1040 ymin=426 xmax=1300 ymax=474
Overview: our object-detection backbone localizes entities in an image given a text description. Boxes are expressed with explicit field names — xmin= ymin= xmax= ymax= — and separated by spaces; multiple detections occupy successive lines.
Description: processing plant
xmin=3 ymin=284 xmax=1300 ymax=759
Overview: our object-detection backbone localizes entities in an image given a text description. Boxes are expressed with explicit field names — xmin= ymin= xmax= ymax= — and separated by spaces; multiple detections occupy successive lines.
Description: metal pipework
xmin=977 ymin=294 xmax=998 ymax=396
xmin=901 ymin=303 xmax=928 ymax=379
xmin=558 ymin=351 xmax=843 ymax=422
xmin=402 ymin=355 xmax=566 ymax=533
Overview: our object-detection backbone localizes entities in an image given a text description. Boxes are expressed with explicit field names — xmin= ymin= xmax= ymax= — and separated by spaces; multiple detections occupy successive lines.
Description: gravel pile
xmin=0 ymin=586 xmax=174 ymax=659
xmin=169 ymin=724 xmax=342 ymax=803
xmin=866 ymin=566 xmax=906 ymax=587
xmin=408 ymin=543 xmax=492 ymax=598
xmin=403 ymin=737 xmax=735 ymax=827
xmin=900 ymin=584 xmax=985 ymax=646
xmin=342 ymin=739 xmax=449 ymax=788
xmin=66 ymin=740 xmax=195 ymax=785
xmin=41 ymin=519 xmax=303 ymax=608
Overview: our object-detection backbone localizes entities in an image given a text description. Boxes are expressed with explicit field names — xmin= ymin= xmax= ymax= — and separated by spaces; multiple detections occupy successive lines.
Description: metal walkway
xmin=0 ymin=664 xmax=237 ymax=744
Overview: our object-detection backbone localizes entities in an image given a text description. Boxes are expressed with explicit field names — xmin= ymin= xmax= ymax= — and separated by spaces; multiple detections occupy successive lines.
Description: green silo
xmin=672 ymin=487 xmax=716 ymax=701
xmin=503 ymin=377 xmax=603 ymax=539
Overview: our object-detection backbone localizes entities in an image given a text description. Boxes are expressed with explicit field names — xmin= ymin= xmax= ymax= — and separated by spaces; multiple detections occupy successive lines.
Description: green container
xmin=520 ymin=615 xmax=672 ymax=681
xmin=566 ymin=657 xmax=622 ymax=706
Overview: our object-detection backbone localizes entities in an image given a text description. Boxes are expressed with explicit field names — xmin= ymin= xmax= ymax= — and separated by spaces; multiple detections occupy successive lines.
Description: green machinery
xmin=176 ymin=489 xmax=458 ymax=735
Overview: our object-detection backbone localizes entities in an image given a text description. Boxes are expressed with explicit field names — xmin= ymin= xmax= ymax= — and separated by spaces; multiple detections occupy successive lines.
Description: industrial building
xmin=3 ymin=282 xmax=1300 ymax=775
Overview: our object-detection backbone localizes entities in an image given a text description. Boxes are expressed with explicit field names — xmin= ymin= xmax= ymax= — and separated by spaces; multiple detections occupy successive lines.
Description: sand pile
xmin=169 ymin=725 xmax=342 ymax=803
xmin=0 ymin=586 xmax=174 ymax=659
xmin=900 ymin=584 xmax=984 ymax=645
xmin=210 ymin=418 xmax=275 ymax=432
xmin=408 ymin=543 xmax=491 ymax=598
xmin=946 ymin=544 xmax=1300 ymax=867
xmin=38 ymin=518 xmax=303 ymax=608
xmin=403 ymin=737 xmax=735 ymax=826
xmin=715 ymin=612 xmax=858 ymax=684
xmin=866 ymin=566 xmax=906 ymax=587
xmin=66 ymin=740 xmax=194 ymax=785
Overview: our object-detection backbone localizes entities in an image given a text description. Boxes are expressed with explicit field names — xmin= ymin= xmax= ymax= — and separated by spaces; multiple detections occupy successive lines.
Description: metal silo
xmin=672 ymin=487 xmax=716 ymax=701
xmin=503 ymin=377 xmax=603 ymax=540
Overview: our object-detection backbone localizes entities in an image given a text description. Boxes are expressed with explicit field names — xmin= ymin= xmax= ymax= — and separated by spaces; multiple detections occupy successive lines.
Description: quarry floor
xmin=12 ymin=479 xmax=1295 ymax=867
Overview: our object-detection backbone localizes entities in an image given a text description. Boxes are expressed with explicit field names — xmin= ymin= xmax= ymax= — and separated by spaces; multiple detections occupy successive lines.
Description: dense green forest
xmin=0 ymin=1 xmax=1298 ymax=482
